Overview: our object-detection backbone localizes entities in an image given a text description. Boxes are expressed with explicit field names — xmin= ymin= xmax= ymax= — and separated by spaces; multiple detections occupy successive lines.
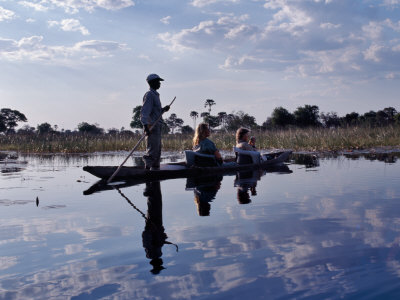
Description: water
xmin=1 ymin=152 xmax=400 ymax=299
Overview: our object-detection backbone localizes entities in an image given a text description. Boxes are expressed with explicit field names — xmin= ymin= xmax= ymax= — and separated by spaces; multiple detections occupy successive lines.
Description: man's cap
xmin=146 ymin=74 xmax=164 ymax=82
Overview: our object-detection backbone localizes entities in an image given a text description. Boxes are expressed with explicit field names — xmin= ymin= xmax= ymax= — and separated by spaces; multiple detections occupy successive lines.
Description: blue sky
xmin=1 ymin=0 xmax=400 ymax=131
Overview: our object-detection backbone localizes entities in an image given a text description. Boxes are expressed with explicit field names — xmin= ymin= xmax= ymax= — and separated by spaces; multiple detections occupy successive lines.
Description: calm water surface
xmin=1 ymin=152 xmax=400 ymax=299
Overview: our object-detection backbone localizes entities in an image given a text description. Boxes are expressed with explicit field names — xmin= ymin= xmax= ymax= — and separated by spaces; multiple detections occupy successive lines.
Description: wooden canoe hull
xmin=83 ymin=151 xmax=292 ymax=181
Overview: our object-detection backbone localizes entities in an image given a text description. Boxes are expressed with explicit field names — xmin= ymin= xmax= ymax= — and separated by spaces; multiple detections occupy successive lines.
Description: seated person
xmin=249 ymin=136 xmax=257 ymax=150
xmin=236 ymin=128 xmax=257 ymax=151
xmin=193 ymin=123 xmax=223 ymax=165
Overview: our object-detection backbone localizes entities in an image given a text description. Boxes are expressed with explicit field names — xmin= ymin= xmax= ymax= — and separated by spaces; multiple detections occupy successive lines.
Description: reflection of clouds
xmin=321 ymin=240 xmax=342 ymax=248
xmin=0 ymin=256 xmax=17 ymax=271
xmin=211 ymin=264 xmax=256 ymax=292
xmin=365 ymin=209 xmax=384 ymax=228
xmin=386 ymin=259 xmax=400 ymax=278
xmin=0 ymin=216 xmax=127 ymax=245
xmin=0 ymin=260 xmax=142 ymax=299
xmin=64 ymin=244 xmax=85 ymax=255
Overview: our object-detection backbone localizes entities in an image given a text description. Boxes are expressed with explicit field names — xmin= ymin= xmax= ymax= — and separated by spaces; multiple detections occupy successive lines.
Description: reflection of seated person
xmin=236 ymin=128 xmax=257 ymax=151
xmin=237 ymin=188 xmax=252 ymax=204
xmin=193 ymin=180 xmax=221 ymax=216
xmin=193 ymin=123 xmax=223 ymax=165
xmin=142 ymin=181 xmax=168 ymax=274
xmin=235 ymin=170 xmax=260 ymax=204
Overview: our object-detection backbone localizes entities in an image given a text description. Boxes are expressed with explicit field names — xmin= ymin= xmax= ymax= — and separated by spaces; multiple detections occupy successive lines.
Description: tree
xmin=225 ymin=111 xmax=257 ymax=131
xmin=383 ymin=107 xmax=397 ymax=119
xmin=181 ymin=125 xmax=194 ymax=134
xmin=0 ymin=115 xmax=6 ymax=133
xmin=77 ymin=122 xmax=104 ymax=134
xmin=37 ymin=122 xmax=53 ymax=134
xmin=200 ymin=112 xmax=209 ymax=122
xmin=217 ymin=112 xmax=227 ymax=129
xmin=341 ymin=112 xmax=359 ymax=126
xmin=395 ymin=113 xmax=400 ymax=124
xmin=204 ymin=99 xmax=216 ymax=114
xmin=375 ymin=107 xmax=397 ymax=126
xmin=107 ymin=128 xmax=120 ymax=135
xmin=361 ymin=110 xmax=377 ymax=126
xmin=17 ymin=125 xmax=35 ymax=134
xmin=130 ymin=105 xmax=142 ymax=129
xmin=190 ymin=111 xmax=199 ymax=129
xmin=165 ymin=113 xmax=184 ymax=133
xmin=0 ymin=108 xmax=27 ymax=133
xmin=269 ymin=107 xmax=295 ymax=127
xmin=294 ymin=105 xmax=320 ymax=127
xmin=320 ymin=112 xmax=340 ymax=128
xmin=203 ymin=115 xmax=220 ymax=129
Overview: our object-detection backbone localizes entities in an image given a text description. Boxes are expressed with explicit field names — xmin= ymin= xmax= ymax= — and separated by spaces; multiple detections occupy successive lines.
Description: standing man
xmin=141 ymin=74 xmax=170 ymax=170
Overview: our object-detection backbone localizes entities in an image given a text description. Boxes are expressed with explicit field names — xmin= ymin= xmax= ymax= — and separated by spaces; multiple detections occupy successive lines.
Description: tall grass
xmin=1 ymin=125 xmax=399 ymax=153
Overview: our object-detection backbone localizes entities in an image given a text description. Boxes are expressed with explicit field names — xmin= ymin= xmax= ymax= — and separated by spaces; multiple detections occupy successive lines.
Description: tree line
xmin=1 ymin=103 xmax=399 ymax=136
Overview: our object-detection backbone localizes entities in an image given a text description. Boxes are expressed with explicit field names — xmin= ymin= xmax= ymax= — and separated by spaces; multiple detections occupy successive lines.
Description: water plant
xmin=1 ymin=125 xmax=399 ymax=153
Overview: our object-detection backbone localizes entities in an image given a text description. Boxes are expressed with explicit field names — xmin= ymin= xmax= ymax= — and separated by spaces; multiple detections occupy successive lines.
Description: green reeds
xmin=1 ymin=125 xmax=399 ymax=153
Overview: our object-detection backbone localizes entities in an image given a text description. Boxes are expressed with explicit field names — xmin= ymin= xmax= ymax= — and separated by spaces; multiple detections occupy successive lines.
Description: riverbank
xmin=1 ymin=125 xmax=399 ymax=153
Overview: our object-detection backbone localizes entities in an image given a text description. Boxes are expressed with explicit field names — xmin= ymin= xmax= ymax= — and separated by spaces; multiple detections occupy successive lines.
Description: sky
xmin=1 ymin=0 xmax=400 ymax=131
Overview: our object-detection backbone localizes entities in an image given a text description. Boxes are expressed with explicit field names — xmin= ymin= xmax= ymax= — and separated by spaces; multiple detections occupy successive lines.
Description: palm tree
xmin=204 ymin=99 xmax=216 ymax=115
xmin=217 ymin=111 xmax=227 ymax=129
xmin=200 ymin=112 xmax=209 ymax=122
xmin=190 ymin=111 xmax=199 ymax=129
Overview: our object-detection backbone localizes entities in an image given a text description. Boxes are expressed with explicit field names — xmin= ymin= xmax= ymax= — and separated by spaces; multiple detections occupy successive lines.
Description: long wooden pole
xmin=107 ymin=96 xmax=176 ymax=183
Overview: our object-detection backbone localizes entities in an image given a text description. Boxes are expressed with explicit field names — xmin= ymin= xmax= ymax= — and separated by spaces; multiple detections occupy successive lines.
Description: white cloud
xmin=362 ymin=21 xmax=383 ymax=40
xmin=382 ymin=0 xmax=400 ymax=8
xmin=320 ymin=22 xmax=341 ymax=30
xmin=18 ymin=1 xmax=49 ymax=12
xmin=191 ymin=0 xmax=239 ymax=8
xmin=0 ymin=36 xmax=127 ymax=63
xmin=138 ymin=54 xmax=151 ymax=61
xmin=26 ymin=18 xmax=36 ymax=23
xmin=159 ymin=14 xmax=258 ymax=52
xmin=264 ymin=0 xmax=313 ymax=37
xmin=160 ymin=1 xmax=400 ymax=79
xmin=160 ymin=16 xmax=171 ymax=25
xmin=363 ymin=44 xmax=384 ymax=62
xmin=18 ymin=0 xmax=134 ymax=14
xmin=48 ymin=19 xmax=90 ymax=35
xmin=0 ymin=6 xmax=16 ymax=21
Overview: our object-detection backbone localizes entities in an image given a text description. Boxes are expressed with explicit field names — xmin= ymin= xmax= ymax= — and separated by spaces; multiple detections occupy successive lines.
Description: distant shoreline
xmin=1 ymin=126 xmax=399 ymax=154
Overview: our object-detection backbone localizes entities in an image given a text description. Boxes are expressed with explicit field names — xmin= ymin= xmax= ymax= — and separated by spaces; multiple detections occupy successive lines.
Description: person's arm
xmin=141 ymin=93 xmax=153 ymax=135
xmin=214 ymin=150 xmax=223 ymax=164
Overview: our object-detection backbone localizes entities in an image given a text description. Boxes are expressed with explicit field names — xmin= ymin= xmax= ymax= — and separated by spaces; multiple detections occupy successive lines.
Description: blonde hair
xmin=236 ymin=127 xmax=250 ymax=143
xmin=193 ymin=123 xmax=209 ymax=147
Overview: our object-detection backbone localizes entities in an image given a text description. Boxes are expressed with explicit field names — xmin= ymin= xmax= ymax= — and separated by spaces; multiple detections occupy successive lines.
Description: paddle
xmin=107 ymin=96 xmax=176 ymax=184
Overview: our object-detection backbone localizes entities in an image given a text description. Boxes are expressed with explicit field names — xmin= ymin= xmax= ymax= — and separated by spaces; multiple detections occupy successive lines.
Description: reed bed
xmin=1 ymin=125 xmax=399 ymax=153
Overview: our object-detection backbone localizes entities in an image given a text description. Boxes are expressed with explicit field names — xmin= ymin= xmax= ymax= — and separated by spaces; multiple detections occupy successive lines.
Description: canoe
xmin=83 ymin=159 xmax=293 ymax=196
xmin=83 ymin=150 xmax=292 ymax=181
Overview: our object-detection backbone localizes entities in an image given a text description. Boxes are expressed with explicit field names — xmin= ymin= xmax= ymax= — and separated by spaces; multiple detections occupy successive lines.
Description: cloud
xmin=18 ymin=1 xmax=49 ymax=12
xmin=191 ymin=0 xmax=239 ymax=7
xmin=138 ymin=54 xmax=151 ymax=61
xmin=48 ymin=19 xmax=90 ymax=35
xmin=160 ymin=16 xmax=171 ymax=25
xmin=0 ymin=6 xmax=16 ymax=21
xmin=158 ymin=14 xmax=258 ymax=52
xmin=0 ymin=36 xmax=127 ymax=63
xmin=382 ymin=0 xmax=400 ymax=8
xmin=18 ymin=0 xmax=134 ymax=14
xmin=159 ymin=1 xmax=400 ymax=79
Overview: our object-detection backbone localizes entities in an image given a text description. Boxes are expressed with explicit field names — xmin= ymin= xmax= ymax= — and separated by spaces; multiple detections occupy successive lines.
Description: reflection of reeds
xmin=1 ymin=126 xmax=399 ymax=153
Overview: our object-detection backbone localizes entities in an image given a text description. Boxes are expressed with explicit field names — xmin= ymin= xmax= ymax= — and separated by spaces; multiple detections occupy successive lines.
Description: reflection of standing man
xmin=141 ymin=74 xmax=170 ymax=170
xmin=142 ymin=181 xmax=167 ymax=274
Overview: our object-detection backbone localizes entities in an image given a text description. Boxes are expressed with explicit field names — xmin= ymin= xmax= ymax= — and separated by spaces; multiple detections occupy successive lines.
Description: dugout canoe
xmin=83 ymin=150 xmax=292 ymax=182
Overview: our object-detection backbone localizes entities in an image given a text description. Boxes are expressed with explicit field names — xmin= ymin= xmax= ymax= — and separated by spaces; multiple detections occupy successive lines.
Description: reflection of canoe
xmin=83 ymin=151 xmax=292 ymax=181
